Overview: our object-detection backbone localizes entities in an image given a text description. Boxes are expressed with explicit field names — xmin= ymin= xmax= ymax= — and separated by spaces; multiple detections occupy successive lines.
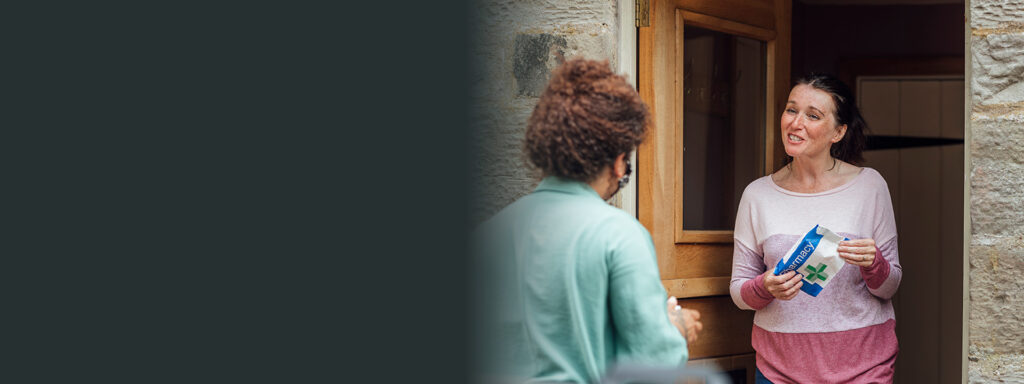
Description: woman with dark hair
xmin=729 ymin=74 xmax=902 ymax=383
xmin=476 ymin=58 xmax=702 ymax=383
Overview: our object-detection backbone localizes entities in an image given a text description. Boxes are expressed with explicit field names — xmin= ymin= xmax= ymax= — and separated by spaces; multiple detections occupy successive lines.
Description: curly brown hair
xmin=524 ymin=58 xmax=648 ymax=182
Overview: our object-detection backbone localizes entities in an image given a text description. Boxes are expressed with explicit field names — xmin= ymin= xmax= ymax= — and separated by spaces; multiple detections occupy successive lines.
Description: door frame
xmin=627 ymin=0 xmax=971 ymax=380
xmin=961 ymin=1 xmax=971 ymax=382
xmin=616 ymin=0 xmax=639 ymax=217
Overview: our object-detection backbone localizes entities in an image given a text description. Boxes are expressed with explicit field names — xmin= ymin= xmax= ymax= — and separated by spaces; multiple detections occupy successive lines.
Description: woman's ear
xmin=832 ymin=124 xmax=848 ymax=143
xmin=613 ymin=153 xmax=628 ymax=179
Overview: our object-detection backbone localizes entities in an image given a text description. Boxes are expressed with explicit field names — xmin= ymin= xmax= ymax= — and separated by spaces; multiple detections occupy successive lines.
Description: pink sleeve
xmin=730 ymin=187 xmax=774 ymax=310
xmin=861 ymin=237 xmax=901 ymax=299
xmin=741 ymin=273 xmax=774 ymax=309
xmin=863 ymin=172 xmax=901 ymax=299
xmin=731 ymin=240 xmax=774 ymax=310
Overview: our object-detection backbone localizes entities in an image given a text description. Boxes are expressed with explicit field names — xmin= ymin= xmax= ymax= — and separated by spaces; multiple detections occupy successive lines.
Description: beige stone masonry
xmin=970 ymin=1 xmax=1024 ymax=382
xmin=470 ymin=0 xmax=620 ymax=223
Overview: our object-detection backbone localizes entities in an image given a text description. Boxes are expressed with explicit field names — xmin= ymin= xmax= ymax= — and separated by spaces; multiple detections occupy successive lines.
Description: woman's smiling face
xmin=781 ymin=84 xmax=847 ymax=160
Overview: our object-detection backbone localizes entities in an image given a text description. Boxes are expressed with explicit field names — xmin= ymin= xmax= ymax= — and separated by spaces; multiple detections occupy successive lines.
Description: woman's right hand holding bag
xmin=763 ymin=270 xmax=803 ymax=300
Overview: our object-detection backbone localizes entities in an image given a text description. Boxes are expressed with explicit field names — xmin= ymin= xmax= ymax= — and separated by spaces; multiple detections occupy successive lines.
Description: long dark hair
xmin=794 ymin=73 xmax=867 ymax=165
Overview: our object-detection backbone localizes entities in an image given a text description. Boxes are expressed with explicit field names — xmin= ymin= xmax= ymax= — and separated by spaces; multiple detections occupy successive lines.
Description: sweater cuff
xmin=860 ymin=249 xmax=890 ymax=289
xmin=741 ymin=274 xmax=775 ymax=309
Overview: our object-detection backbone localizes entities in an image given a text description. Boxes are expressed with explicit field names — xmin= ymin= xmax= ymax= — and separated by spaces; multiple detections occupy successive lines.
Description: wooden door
xmin=638 ymin=0 xmax=791 ymax=381
xmin=859 ymin=76 xmax=965 ymax=384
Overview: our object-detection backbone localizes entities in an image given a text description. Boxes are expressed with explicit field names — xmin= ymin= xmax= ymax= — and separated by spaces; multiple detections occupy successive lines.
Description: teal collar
xmin=533 ymin=176 xmax=602 ymax=200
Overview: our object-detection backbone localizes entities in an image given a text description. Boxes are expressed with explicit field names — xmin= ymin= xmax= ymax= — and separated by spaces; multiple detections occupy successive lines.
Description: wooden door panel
xmin=858 ymin=78 xmax=964 ymax=384
xmin=668 ymin=244 xmax=733 ymax=278
xmin=859 ymin=80 xmax=901 ymax=136
xmin=896 ymin=146 xmax=942 ymax=384
xmin=940 ymin=81 xmax=965 ymax=139
xmin=639 ymin=0 xmax=789 ymax=373
xmin=939 ymin=144 xmax=964 ymax=384
xmin=678 ymin=296 xmax=755 ymax=359
xmin=663 ymin=276 xmax=730 ymax=299
xmin=900 ymin=81 xmax=942 ymax=138
xmin=677 ymin=0 xmax=775 ymax=31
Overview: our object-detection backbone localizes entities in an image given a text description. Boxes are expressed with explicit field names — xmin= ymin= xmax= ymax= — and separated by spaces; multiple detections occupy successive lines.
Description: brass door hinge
xmin=636 ymin=0 xmax=650 ymax=27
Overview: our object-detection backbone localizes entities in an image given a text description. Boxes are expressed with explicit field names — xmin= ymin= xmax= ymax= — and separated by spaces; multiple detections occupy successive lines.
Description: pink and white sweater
xmin=730 ymin=168 xmax=902 ymax=384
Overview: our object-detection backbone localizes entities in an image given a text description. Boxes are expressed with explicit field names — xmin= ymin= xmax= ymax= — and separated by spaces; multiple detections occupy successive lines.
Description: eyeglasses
xmin=618 ymin=160 xmax=632 ymax=189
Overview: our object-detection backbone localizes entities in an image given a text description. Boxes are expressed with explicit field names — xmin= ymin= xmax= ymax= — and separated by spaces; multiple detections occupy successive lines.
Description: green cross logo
xmin=805 ymin=264 xmax=828 ymax=282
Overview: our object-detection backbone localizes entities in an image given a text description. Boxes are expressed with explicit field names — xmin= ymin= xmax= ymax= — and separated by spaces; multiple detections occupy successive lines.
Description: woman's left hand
xmin=838 ymin=238 xmax=877 ymax=267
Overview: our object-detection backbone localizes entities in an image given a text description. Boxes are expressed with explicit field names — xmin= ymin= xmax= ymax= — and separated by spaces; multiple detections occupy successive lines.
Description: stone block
xmin=970 ymin=115 xmax=1024 ymax=236
xmin=969 ymin=235 xmax=1024 ymax=353
xmin=989 ymin=81 xmax=1024 ymax=105
xmin=971 ymin=33 xmax=1024 ymax=105
xmin=970 ymin=161 xmax=1024 ymax=236
xmin=469 ymin=103 xmax=539 ymax=223
xmin=971 ymin=116 xmax=1024 ymax=164
xmin=513 ymin=33 xmax=568 ymax=97
xmin=972 ymin=0 xmax=1024 ymax=30
xmin=968 ymin=351 xmax=1024 ymax=383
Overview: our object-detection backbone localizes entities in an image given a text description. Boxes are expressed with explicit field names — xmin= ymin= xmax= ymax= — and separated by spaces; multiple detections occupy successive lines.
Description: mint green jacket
xmin=477 ymin=177 xmax=687 ymax=383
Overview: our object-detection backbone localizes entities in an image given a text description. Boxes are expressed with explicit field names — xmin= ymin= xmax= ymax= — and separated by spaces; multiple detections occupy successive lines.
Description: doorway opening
xmin=637 ymin=0 xmax=966 ymax=382
xmin=793 ymin=2 xmax=965 ymax=383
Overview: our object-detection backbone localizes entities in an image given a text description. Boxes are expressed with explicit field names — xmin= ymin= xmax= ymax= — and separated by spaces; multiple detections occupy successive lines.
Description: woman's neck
xmin=789 ymin=154 xmax=836 ymax=181
xmin=775 ymin=153 xmax=845 ymax=193
xmin=587 ymin=171 xmax=616 ymax=200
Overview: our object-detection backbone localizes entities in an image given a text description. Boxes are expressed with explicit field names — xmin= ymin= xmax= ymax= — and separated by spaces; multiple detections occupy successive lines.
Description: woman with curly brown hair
xmin=476 ymin=58 xmax=701 ymax=383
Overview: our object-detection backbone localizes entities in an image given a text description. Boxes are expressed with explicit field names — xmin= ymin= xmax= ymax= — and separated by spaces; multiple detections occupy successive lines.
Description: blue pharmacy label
xmin=773 ymin=225 xmax=823 ymax=276
xmin=772 ymin=225 xmax=848 ymax=297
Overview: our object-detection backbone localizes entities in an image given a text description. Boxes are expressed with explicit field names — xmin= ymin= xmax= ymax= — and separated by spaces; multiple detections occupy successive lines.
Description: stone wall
xmin=969 ymin=0 xmax=1024 ymax=382
xmin=469 ymin=0 xmax=620 ymax=224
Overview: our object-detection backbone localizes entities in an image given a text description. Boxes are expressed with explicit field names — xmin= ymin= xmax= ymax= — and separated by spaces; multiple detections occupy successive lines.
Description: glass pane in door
xmin=682 ymin=25 xmax=766 ymax=231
